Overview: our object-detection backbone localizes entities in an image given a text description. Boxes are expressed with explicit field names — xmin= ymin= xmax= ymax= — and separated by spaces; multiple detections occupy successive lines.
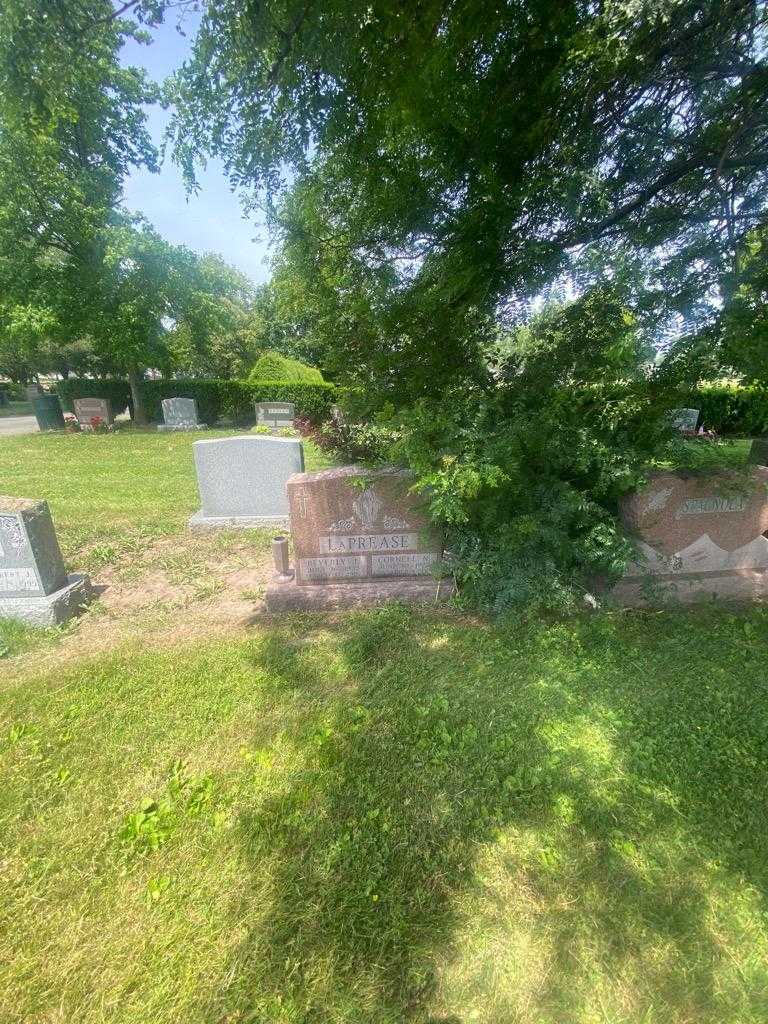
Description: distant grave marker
xmin=73 ymin=397 xmax=113 ymax=429
xmin=158 ymin=397 xmax=206 ymax=432
xmin=669 ymin=408 xmax=699 ymax=434
xmin=254 ymin=402 xmax=295 ymax=430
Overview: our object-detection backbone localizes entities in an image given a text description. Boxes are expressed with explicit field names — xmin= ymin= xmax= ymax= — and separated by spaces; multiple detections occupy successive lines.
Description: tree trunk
xmin=128 ymin=367 xmax=147 ymax=425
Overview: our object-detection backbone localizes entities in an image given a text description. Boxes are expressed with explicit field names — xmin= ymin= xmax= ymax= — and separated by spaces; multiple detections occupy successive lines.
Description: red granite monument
xmin=265 ymin=466 xmax=454 ymax=610
xmin=612 ymin=467 xmax=768 ymax=604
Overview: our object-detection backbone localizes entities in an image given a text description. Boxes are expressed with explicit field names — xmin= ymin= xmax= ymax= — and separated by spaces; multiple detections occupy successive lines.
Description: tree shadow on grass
xmin=203 ymin=606 xmax=768 ymax=1023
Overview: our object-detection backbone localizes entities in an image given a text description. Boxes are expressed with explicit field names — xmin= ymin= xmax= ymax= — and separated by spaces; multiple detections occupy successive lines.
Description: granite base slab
xmin=189 ymin=510 xmax=290 ymax=532
xmin=157 ymin=424 xmax=208 ymax=432
xmin=0 ymin=572 xmax=93 ymax=626
xmin=265 ymin=575 xmax=456 ymax=612
xmin=609 ymin=569 xmax=768 ymax=607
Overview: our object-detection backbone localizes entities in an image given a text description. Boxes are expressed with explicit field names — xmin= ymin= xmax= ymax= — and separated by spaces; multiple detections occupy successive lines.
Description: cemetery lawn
xmin=2 ymin=430 xmax=768 ymax=1023
xmin=0 ymin=428 xmax=335 ymax=574
xmin=2 ymin=605 xmax=768 ymax=1024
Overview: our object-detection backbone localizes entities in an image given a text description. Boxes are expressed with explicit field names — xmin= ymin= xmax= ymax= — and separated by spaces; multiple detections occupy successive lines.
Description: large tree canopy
xmin=171 ymin=0 xmax=768 ymax=398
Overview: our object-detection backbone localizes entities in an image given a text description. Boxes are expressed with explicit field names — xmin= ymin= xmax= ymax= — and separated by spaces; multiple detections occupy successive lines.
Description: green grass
xmin=0 ymin=399 xmax=33 ymax=417
xmin=1 ymin=606 xmax=767 ymax=1022
xmin=0 ymin=429 xmax=334 ymax=572
xmin=655 ymin=436 xmax=752 ymax=472
xmin=0 ymin=618 xmax=64 ymax=658
xmin=2 ymin=429 xmax=768 ymax=1021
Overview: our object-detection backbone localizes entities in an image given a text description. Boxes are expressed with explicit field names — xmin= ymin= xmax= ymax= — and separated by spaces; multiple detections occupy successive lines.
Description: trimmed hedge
xmin=248 ymin=350 xmax=325 ymax=384
xmin=694 ymin=383 xmax=768 ymax=436
xmin=56 ymin=378 xmax=132 ymax=416
xmin=56 ymin=377 xmax=336 ymax=425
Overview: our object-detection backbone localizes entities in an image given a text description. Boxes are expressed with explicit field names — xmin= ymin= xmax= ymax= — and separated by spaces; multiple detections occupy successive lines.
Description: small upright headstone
xmin=254 ymin=402 xmax=295 ymax=430
xmin=265 ymin=465 xmax=454 ymax=610
xmin=670 ymin=408 xmax=699 ymax=434
xmin=0 ymin=497 xmax=92 ymax=625
xmin=73 ymin=397 xmax=113 ymax=429
xmin=0 ymin=390 xmax=9 ymax=408
xmin=612 ymin=468 xmax=768 ymax=605
xmin=189 ymin=435 xmax=305 ymax=530
xmin=158 ymin=397 xmax=207 ymax=432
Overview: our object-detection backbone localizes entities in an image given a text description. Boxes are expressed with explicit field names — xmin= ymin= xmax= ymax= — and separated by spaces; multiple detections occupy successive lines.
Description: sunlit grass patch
xmin=0 ymin=430 xmax=332 ymax=574
xmin=1 ymin=605 xmax=767 ymax=1023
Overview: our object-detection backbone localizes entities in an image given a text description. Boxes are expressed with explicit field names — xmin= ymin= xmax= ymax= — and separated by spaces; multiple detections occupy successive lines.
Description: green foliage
xmin=56 ymin=378 xmax=132 ymax=417
xmin=318 ymin=418 xmax=401 ymax=463
xmin=386 ymin=291 xmax=674 ymax=614
xmin=719 ymin=223 xmax=768 ymax=382
xmin=248 ymin=349 xmax=324 ymax=384
xmin=694 ymin=382 xmax=768 ymax=436
xmin=172 ymin=0 xmax=768 ymax=395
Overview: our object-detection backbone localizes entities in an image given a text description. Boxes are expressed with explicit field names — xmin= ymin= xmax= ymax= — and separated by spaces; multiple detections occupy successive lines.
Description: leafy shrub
xmin=248 ymin=349 xmax=325 ymax=384
xmin=387 ymin=289 xmax=674 ymax=615
xmin=318 ymin=418 xmax=401 ymax=462
xmin=56 ymin=378 xmax=132 ymax=416
xmin=693 ymin=382 xmax=768 ymax=435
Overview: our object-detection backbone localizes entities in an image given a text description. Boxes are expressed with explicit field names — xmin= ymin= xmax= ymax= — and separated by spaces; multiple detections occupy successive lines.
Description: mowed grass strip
xmin=1 ymin=605 xmax=767 ymax=1023
xmin=0 ymin=430 xmax=333 ymax=571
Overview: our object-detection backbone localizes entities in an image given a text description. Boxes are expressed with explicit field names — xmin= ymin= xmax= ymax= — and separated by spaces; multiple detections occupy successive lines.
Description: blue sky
xmin=119 ymin=10 xmax=272 ymax=284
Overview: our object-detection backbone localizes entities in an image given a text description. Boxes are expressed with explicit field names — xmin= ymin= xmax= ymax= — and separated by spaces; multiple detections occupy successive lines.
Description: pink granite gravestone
xmin=265 ymin=466 xmax=454 ymax=610
xmin=612 ymin=467 xmax=768 ymax=604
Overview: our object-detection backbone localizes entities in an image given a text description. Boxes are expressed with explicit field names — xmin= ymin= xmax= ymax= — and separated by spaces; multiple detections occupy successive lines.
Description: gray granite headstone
xmin=73 ymin=397 xmax=113 ymax=428
xmin=158 ymin=397 xmax=207 ymax=432
xmin=670 ymin=408 xmax=699 ymax=433
xmin=189 ymin=435 xmax=305 ymax=530
xmin=254 ymin=402 xmax=296 ymax=429
xmin=0 ymin=496 xmax=92 ymax=625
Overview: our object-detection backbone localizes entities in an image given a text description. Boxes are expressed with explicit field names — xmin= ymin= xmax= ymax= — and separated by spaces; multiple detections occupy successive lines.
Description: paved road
xmin=0 ymin=416 xmax=39 ymax=436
